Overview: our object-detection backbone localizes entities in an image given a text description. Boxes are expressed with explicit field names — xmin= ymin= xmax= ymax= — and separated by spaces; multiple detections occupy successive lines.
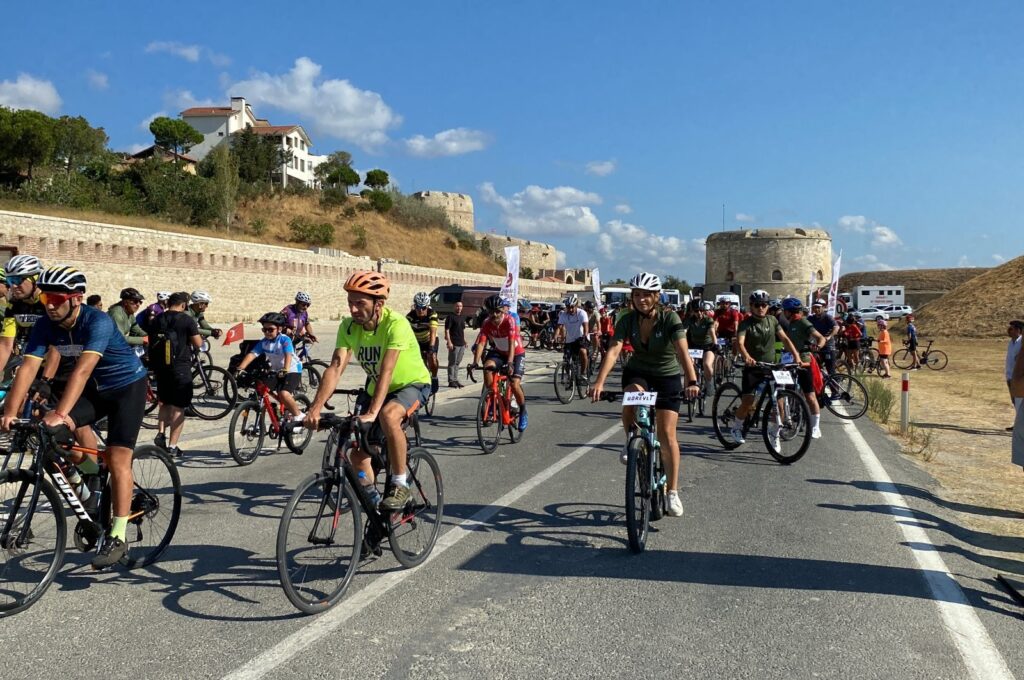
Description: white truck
xmin=661 ymin=288 xmax=690 ymax=307
xmin=852 ymin=285 xmax=905 ymax=310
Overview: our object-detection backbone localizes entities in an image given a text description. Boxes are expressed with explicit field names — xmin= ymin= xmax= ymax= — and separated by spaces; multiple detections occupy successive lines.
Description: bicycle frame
xmin=477 ymin=367 xmax=515 ymax=428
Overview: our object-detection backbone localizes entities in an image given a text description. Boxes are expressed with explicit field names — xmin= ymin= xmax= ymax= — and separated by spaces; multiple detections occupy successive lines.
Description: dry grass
xmin=839 ymin=267 xmax=988 ymax=294
xmin=914 ymin=254 xmax=1024 ymax=338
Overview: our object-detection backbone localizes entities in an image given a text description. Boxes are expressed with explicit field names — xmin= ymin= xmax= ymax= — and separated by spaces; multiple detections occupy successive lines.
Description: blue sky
xmin=2 ymin=1 xmax=1023 ymax=283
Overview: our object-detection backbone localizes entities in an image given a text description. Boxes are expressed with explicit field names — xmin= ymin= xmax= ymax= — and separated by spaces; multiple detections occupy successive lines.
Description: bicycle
xmin=553 ymin=344 xmax=586 ymax=404
xmin=468 ymin=364 xmax=523 ymax=454
xmin=683 ymin=349 xmax=708 ymax=422
xmin=0 ymin=419 xmax=181 ymax=617
xmin=712 ymin=338 xmax=736 ymax=386
xmin=417 ymin=345 xmax=439 ymax=416
xmin=892 ymin=338 xmax=947 ymax=371
xmin=815 ymin=361 xmax=869 ymax=420
xmin=292 ymin=337 xmax=330 ymax=397
xmin=227 ymin=369 xmax=313 ymax=465
xmin=711 ymin=362 xmax=813 ymax=464
xmin=188 ymin=353 xmax=238 ymax=421
xmin=276 ymin=389 xmax=442 ymax=615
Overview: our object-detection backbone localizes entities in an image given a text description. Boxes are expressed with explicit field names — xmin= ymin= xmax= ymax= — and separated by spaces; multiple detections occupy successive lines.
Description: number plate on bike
xmin=688 ymin=349 xmax=704 ymax=359
xmin=622 ymin=391 xmax=657 ymax=406
xmin=772 ymin=370 xmax=794 ymax=385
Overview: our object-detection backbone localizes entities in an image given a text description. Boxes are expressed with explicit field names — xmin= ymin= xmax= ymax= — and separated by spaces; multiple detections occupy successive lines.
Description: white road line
xmin=222 ymin=422 xmax=621 ymax=680
xmin=841 ymin=419 xmax=1013 ymax=680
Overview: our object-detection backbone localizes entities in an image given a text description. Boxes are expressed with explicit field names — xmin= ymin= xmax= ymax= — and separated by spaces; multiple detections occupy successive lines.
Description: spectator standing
xmin=1006 ymin=320 xmax=1023 ymax=431
xmin=149 ymin=292 xmax=202 ymax=458
xmin=445 ymin=301 xmax=468 ymax=388
xmin=906 ymin=314 xmax=921 ymax=369
xmin=876 ymin=319 xmax=892 ymax=378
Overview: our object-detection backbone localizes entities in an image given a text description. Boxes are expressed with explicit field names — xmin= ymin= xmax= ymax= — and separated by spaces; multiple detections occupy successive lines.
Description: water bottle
xmin=357 ymin=470 xmax=382 ymax=507
xmin=67 ymin=469 xmax=91 ymax=503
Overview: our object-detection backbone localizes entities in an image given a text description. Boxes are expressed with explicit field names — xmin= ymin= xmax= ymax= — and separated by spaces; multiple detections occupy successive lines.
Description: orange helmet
xmin=344 ymin=270 xmax=390 ymax=299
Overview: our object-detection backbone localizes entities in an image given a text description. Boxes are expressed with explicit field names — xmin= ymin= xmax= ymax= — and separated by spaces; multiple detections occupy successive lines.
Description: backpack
xmin=148 ymin=312 xmax=185 ymax=369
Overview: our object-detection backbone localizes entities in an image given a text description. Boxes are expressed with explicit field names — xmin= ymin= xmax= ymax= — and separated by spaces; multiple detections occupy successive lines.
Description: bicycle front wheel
xmin=0 ymin=470 xmax=66 ymax=617
xmin=284 ymin=395 xmax=314 ymax=454
xmin=475 ymin=394 xmax=501 ymax=454
xmin=277 ymin=473 xmax=361 ymax=615
xmin=624 ymin=436 xmax=651 ymax=554
xmin=120 ymin=445 xmax=182 ymax=569
xmin=423 ymin=389 xmax=436 ymax=417
xmin=228 ymin=400 xmax=266 ymax=465
xmin=189 ymin=365 xmax=238 ymax=420
xmin=924 ymin=350 xmax=948 ymax=370
xmin=553 ymin=363 xmax=575 ymax=404
xmin=507 ymin=400 xmax=523 ymax=443
xmin=388 ymin=448 xmax=444 ymax=568
xmin=891 ymin=348 xmax=914 ymax=369
xmin=823 ymin=373 xmax=869 ymax=420
xmin=762 ymin=389 xmax=812 ymax=465
xmin=711 ymin=382 xmax=743 ymax=450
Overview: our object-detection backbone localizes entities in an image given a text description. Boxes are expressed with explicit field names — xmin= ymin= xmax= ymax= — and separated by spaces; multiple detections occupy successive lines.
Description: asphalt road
xmin=2 ymin=327 xmax=1023 ymax=680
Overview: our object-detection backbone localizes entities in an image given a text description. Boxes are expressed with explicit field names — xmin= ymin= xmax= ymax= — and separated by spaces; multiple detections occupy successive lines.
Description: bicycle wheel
xmin=388 ymin=448 xmax=444 ymax=568
xmin=924 ymin=350 xmax=948 ymax=370
xmin=141 ymin=377 xmax=160 ymax=430
xmin=228 ymin=400 xmax=266 ymax=465
xmin=624 ymin=435 xmax=651 ymax=554
xmin=507 ymin=399 xmax=523 ymax=443
xmin=475 ymin=394 xmax=501 ymax=454
xmin=859 ymin=348 xmax=879 ymax=373
xmin=298 ymin=362 xmax=321 ymax=397
xmin=696 ymin=381 xmax=707 ymax=417
xmin=553 ymin=363 xmax=576 ymax=404
xmin=685 ymin=395 xmax=694 ymax=423
xmin=711 ymin=382 xmax=743 ymax=450
xmin=199 ymin=350 xmax=214 ymax=368
xmin=762 ymin=389 xmax=812 ymax=465
xmin=891 ymin=348 xmax=914 ymax=370
xmin=423 ymin=389 xmax=436 ymax=417
xmin=284 ymin=396 xmax=314 ymax=454
xmin=822 ymin=373 xmax=869 ymax=419
xmin=0 ymin=470 xmax=66 ymax=617
xmin=120 ymin=445 xmax=182 ymax=569
xmin=277 ymin=473 xmax=361 ymax=615
xmin=189 ymin=365 xmax=238 ymax=420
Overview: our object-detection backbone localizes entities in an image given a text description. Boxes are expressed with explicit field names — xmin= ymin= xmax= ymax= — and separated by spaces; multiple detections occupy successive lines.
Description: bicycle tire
xmin=761 ymin=389 xmax=812 ymax=465
xmin=189 ymin=365 xmax=238 ymax=420
xmin=553 ymin=363 xmax=575 ymax=405
xmin=277 ymin=473 xmax=361 ymax=615
xmin=0 ymin=469 xmax=66 ymax=617
xmin=388 ymin=448 xmax=444 ymax=568
xmin=283 ymin=395 xmax=314 ymax=454
xmin=141 ymin=377 xmax=160 ymax=430
xmin=120 ymin=445 xmax=182 ymax=569
xmin=822 ymin=373 xmax=869 ymax=420
xmin=650 ymin=443 xmax=664 ymax=522
xmin=228 ymin=400 xmax=266 ymax=465
xmin=891 ymin=348 xmax=914 ymax=370
xmin=507 ymin=399 xmax=523 ymax=443
xmin=711 ymin=382 xmax=743 ymax=450
xmin=198 ymin=350 xmax=214 ymax=368
xmin=624 ymin=435 xmax=651 ymax=554
xmin=423 ymin=389 xmax=436 ymax=417
xmin=685 ymin=395 xmax=695 ymax=423
xmin=924 ymin=350 xmax=948 ymax=370
xmin=475 ymin=393 xmax=501 ymax=454
xmin=298 ymin=362 xmax=322 ymax=398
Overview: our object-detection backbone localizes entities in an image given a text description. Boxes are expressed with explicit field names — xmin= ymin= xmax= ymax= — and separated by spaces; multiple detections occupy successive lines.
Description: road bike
xmin=468 ymin=364 xmax=523 ymax=454
xmin=227 ymin=370 xmax=313 ymax=465
xmin=418 ymin=345 xmax=439 ymax=416
xmin=0 ymin=419 xmax=181 ymax=617
xmin=188 ymin=354 xmax=238 ymax=420
xmin=816 ymin=363 xmax=869 ymax=420
xmin=711 ymin=362 xmax=813 ymax=464
xmin=292 ymin=337 xmax=330 ymax=397
xmin=892 ymin=338 xmax=947 ymax=371
xmin=554 ymin=344 xmax=586 ymax=404
xmin=276 ymin=389 xmax=442 ymax=615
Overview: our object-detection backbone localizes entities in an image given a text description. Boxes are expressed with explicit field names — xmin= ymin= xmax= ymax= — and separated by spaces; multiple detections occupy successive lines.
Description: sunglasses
xmin=40 ymin=291 xmax=81 ymax=307
xmin=262 ymin=326 xmax=278 ymax=333
xmin=5 ymin=275 xmax=33 ymax=286
xmin=752 ymin=302 xmax=769 ymax=308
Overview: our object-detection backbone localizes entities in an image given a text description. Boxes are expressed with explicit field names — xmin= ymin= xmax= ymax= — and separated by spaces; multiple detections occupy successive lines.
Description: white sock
xmin=392 ymin=473 xmax=408 ymax=487
xmin=811 ymin=414 xmax=820 ymax=429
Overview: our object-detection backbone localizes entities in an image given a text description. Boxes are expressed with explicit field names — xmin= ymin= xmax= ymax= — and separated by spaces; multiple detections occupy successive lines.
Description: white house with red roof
xmin=181 ymin=97 xmax=324 ymax=187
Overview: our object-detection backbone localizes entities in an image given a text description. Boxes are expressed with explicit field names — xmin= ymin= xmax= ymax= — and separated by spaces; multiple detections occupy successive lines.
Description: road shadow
xmin=911 ymin=422 xmax=1012 ymax=437
xmin=442 ymin=501 xmax=629 ymax=550
xmin=181 ymin=480 xmax=295 ymax=519
xmin=808 ymin=479 xmax=1024 ymax=521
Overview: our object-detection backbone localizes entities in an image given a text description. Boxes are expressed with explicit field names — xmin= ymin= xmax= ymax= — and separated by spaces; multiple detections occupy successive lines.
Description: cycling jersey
xmin=107 ymin=303 xmax=147 ymax=346
xmin=281 ymin=304 xmax=309 ymax=335
xmin=24 ymin=304 xmax=147 ymax=392
xmin=1 ymin=295 xmax=45 ymax=341
xmin=737 ymin=314 xmax=780 ymax=363
xmin=336 ymin=307 xmax=431 ymax=396
xmin=599 ymin=315 xmax=614 ymax=337
xmin=784 ymin=316 xmax=816 ymax=361
xmin=476 ymin=315 xmax=525 ymax=356
xmin=136 ymin=302 xmax=164 ymax=332
xmin=249 ymin=335 xmax=302 ymax=374
xmin=613 ymin=309 xmax=686 ymax=376
xmin=186 ymin=307 xmax=216 ymax=338
xmin=715 ymin=308 xmax=741 ymax=335
xmin=558 ymin=309 xmax=588 ymax=343
xmin=406 ymin=308 xmax=439 ymax=344
xmin=684 ymin=316 xmax=715 ymax=347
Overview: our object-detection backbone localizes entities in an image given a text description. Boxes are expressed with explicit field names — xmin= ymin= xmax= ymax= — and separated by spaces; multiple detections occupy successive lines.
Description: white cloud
xmin=596 ymin=220 xmax=706 ymax=272
xmin=992 ymin=254 xmax=1006 ymax=263
xmin=735 ymin=212 xmax=756 ymax=223
xmin=86 ymin=69 xmax=108 ymax=91
xmin=585 ymin=160 xmax=616 ymax=177
xmin=556 ymin=250 xmax=567 ymax=267
xmin=614 ymin=203 xmax=632 ymax=214
xmin=230 ymin=57 xmax=402 ymax=149
xmin=0 ymin=73 xmax=61 ymax=114
xmin=871 ymin=225 xmax=902 ymax=247
xmin=145 ymin=41 xmax=201 ymax=62
xmin=479 ymin=182 xmax=602 ymax=236
xmin=165 ymin=89 xmax=217 ymax=110
xmin=851 ymin=254 xmax=896 ymax=271
xmin=838 ymin=215 xmax=869 ymax=233
xmin=838 ymin=214 xmax=902 ymax=248
xmin=404 ymin=127 xmax=489 ymax=158
xmin=139 ymin=111 xmax=166 ymax=132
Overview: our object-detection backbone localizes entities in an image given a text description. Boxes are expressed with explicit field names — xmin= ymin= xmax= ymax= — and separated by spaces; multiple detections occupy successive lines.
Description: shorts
xmin=418 ymin=338 xmax=440 ymax=355
xmin=908 ymin=341 xmax=918 ymax=352
xmin=621 ymin=367 xmax=683 ymax=412
xmin=155 ymin=369 xmax=194 ymax=409
xmin=68 ymin=376 xmax=148 ymax=449
xmin=718 ymin=330 xmax=736 ymax=340
xmin=845 ymin=339 xmax=860 ymax=350
xmin=740 ymin=367 xmax=768 ymax=396
xmin=356 ymin=382 xmax=431 ymax=419
xmin=485 ymin=351 xmax=526 ymax=378
xmin=795 ymin=367 xmax=814 ymax=394
xmin=265 ymin=372 xmax=301 ymax=394
xmin=565 ymin=338 xmax=586 ymax=354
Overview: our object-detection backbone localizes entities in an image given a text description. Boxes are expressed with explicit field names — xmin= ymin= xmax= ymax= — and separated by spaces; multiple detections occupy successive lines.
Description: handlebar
xmin=332 ymin=388 xmax=365 ymax=396
xmin=731 ymin=360 xmax=803 ymax=370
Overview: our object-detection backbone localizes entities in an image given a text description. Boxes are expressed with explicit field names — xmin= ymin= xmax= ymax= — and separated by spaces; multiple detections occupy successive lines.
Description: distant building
xmin=124 ymin=145 xmax=198 ymax=175
xmin=535 ymin=268 xmax=592 ymax=286
xmin=705 ymin=227 xmax=832 ymax=300
xmin=412 ymin=191 xmax=474 ymax=233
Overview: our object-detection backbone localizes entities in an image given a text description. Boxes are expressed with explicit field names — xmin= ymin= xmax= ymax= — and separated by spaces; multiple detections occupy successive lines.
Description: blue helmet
xmin=781 ymin=297 xmax=802 ymax=312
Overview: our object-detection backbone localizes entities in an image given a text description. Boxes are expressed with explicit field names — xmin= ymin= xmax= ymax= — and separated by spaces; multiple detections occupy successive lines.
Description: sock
xmin=77 ymin=456 xmax=100 ymax=475
xmin=110 ymin=515 xmax=129 ymax=541
xmin=811 ymin=414 xmax=821 ymax=429
xmin=292 ymin=412 xmax=306 ymax=422
xmin=392 ymin=473 xmax=408 ymax=488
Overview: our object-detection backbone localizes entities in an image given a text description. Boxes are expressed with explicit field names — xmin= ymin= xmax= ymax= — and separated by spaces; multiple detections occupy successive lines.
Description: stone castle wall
xmin=411 ymin=191 xmax=475 ymax=234
xmin=0 ymin=211 xmax=581 ymax=321
xmin=705 ymin=227 xmax=832 ymax=300
xmin=476 ymin=233 xmax=558 ymax=275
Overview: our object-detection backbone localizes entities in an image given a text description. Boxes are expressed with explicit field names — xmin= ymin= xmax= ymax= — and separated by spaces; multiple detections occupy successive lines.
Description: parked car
xmin=429 ymin=284 xmax=502 ymax=327
xmin=878 ymin=304 xmax=913 ymax=319
xmin=855 ymin=307 xmax=890 ymax=321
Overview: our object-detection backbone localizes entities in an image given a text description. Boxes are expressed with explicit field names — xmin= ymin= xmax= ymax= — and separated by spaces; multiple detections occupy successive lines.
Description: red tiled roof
xmin=130 ymin=144 xmax=197 ymax=163
xmin=181 ymin=107 xmax=233 ymax=116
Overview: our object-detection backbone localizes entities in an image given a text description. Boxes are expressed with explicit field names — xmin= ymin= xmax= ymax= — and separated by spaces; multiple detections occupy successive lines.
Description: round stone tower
xmin=704 ymin=227 xmax=832 ymax=301
xmin=411 ymin=191 xmax=475 ymax=233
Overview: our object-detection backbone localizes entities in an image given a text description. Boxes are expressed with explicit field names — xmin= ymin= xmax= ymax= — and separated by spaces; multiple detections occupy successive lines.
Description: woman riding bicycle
xmin=682 ymin=299 xmax=718 ymax=388
xmin=588 ymin=272 xmax=699 ymax=518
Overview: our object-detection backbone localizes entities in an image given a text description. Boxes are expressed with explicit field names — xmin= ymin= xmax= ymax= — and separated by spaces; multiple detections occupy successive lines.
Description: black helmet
xmin=120 ymin=287 xmax=144 ymax=302
xmin=483 ymin=294 xmax=508 ymax=313
xmin=259 ymin=312 xmax=287 ymax=327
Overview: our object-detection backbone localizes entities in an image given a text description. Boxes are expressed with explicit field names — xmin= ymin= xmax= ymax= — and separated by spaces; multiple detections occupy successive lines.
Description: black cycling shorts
xmin=418 ymin=338 xmax=440 ymax=355
xmin=485 ymin=351 xmax=526 ymax=378
xmin=68 ymin=376 xmax=148 ymax=449
xmin=795 ymin=367 xmax=814 ymax=394
xmin=265 ymin=372 xmax=301 ymax=394
xmin=741 ymin=367 xmax=767 ymax=396
xmin=621 ymin=368 xmax=683 ymax=412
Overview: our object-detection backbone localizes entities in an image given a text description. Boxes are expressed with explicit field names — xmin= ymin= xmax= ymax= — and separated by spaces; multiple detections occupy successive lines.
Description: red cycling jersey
xmin=716 ymin=308 xmax=742 ymax=334
xmin=476 ymin=315 xmax=526 ymax=355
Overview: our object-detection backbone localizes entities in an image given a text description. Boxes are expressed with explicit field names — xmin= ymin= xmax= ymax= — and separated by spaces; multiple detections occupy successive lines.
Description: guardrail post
xmin=900 ymin=371 xmax=910 ymax=434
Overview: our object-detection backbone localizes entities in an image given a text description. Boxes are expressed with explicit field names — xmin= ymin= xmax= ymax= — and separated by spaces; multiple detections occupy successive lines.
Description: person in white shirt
xmin=557 ymin=294 xmax=591 ymax=383
xmin=1006 ymin=320 xmax=1023 ymax=431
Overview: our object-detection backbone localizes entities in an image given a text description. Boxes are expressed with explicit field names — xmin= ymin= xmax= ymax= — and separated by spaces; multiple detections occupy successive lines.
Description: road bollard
xmin=900 ymin=371 xmax=910 ymax=434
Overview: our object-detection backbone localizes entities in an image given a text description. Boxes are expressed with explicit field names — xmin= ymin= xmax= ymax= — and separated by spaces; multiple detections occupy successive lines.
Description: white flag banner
xmin=807 ymin=270 xmax=817 ymax=307
xmin=591 ymin=268 xmax=602 ymax=307
xmin=501 ymin=246 xmax=520 ymax=305
xmin=827 ymin=251 xmax=842 ymax=317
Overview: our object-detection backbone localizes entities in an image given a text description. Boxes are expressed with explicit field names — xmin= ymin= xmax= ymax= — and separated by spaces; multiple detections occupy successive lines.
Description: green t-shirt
xmin=684 ymin=316 xmax=714 ymax=347
xmin=738 ymin=314 xmax=781 ymax=363
xmin=588 ymin=311 xmax=599 ymax=332
xmin=613 ymin=309 xmax=685 ymax=376
xmin=336 ymin=306 xmax=432 ymax=396
xmin=785 ymin=316 xmax=816 ymax=361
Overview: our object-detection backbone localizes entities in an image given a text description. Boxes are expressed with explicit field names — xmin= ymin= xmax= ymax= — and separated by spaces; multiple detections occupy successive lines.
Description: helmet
xmin=5 ymin=254 xmax=43 ymax=277
xmin=156 ymin=291 xmax=172 ymax=302
xmin=749 ymin=289 xmax=770 ymax=304
xmin=814 ymin=298 xmax=827 ymax=306
xmin=628 ymin=272 xmax=662 ymax=292
xmin=295 ymin=291 xmax=311 ymax=304
xmin=701 ymin=301 xmax=714 ymax=311
xmin=259 ymin=312 xmax=287 ymax=327
xmin=413 ymin=292 xmax=430 ymax=308
xmin=119 ymin=287 xmax=144 ymax=302
xmin=564 ymin=294 xmax=580 ymax=307
xmin=768 ymin=298 xmax=782 ymax=311
xmin=37 ymin=265 xmax=87 ymax=293
xmin=518 ymin=299 xmax=529 ymax=311
xmin=344 ymin=270 xmax=390 ymax=299
xmin=190 ymin=290 xmax=212 ymax=304
xmin=781 ymin=297 xmax=802 ymax=312
xmin=583 ymin=300 xmax=595 ymax=310
xmin=483 ymin=294 xmax=510 ymax=312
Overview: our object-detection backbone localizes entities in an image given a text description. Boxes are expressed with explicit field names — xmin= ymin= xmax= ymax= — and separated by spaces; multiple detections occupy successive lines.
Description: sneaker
xmin=518 ymin=409 xmax=528 ymax=432
xmin=448 ymin=382 xmax=458 ymax=389
xmin=811 ymin=426 xmax=822 ymax=440
xmin=729 ymin=420 xmax=746 ymax=445
xmin=768 ymin=426 xmax=782 ymax=451
xmin=154 ymin=432 xmax=167 ymax=451
xmin=168 ymin=446 xmax=183 ymax=458
xmin=619 ymin=445 xmax=630 ymax=465
xmin=380 ymin=484 xmax=411 ymax=511
xmin=92 ymin=534 xmax=127 ymax=569
xmin=666 ymin=491 xmax=684 ymax=517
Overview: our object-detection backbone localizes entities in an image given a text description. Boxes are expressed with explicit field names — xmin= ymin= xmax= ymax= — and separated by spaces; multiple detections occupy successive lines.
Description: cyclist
xmin=589 ymin=272 xmax=700 ymax=518
xmin=557 ymin=295 xmax=590 ymax=386
xmin=841 ymin=313 xmax=862 ymax=369
xmin=780 ymin=297 xmax=825 ymax=439
xmin=808 ymin=299 xmax=838 ymax=374
xmin=583 ymin=300 xmax=601 ymax=362
xmin=727 ymin=290 xmax=803 ymax=446
xmin=186 ymin=291 xmax=223 ymax=340
xmin=683 ymin=299 xmax=717 ymax=387
xmin=136 ymin=291 xmax=171 ymax=332
xmin=307 ymin=271 xmax=431 ymax=511
xmin=233 ymin=312 xmax=306 ymax=432
xmin=714 ymin=298 xmax=741 ymax=353
xmin=905 ymin=314 xmax=921 ymax=369
xmin=598 ymin=306 xmax=615 ymax=353
xmin=149 ymin=292 xmax=203 ymax=458
xmin=471 ymin=294 xmax=528 ymax=431
xmin=407 ymin=291 xmax=440 ymax=395
xmin=107 ymin=287 xmax=147 ymax=346
xmin=87 ymin=295 xmax=103 ymax=309
xmin=2 ymin=266 xmax=148 ymax=569
xmin=282 ymin=291 xmax=317 ymax=342
xmin=1 ymin=254 xmax=49 ymax=373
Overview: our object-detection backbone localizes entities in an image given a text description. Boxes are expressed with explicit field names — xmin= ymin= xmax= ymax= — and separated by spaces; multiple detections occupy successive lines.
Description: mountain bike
xmin=712 ymin=338 xmax=736 ymax=386
xmin=816 ymin=364 xmax=869 ymax=419
xmin=188 ymin=354 xmax=238 ymax=421
xmin=892 ymin=339 xmax=947 ymax=370
xmin=711 ymin=362 xmax=813 ymax=464
xmin=276 ymin=390 xmax=442 ymax=615
xmin=0 ymin=420 xmax=181 ymax=617
xmin=468 ymin=364 xmax=522 ymax=454
xmin=683 ymin=349 xmax=708 ymax=422
xmin=554 ymin=344 xmax=586 ymax=404
xmin=227 ymin=369 xmax=313 ymax=465
xmin=292 ymin=337 xmax=330 ymax=397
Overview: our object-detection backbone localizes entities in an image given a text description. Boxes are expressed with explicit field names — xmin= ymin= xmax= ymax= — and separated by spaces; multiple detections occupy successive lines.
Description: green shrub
xmin=359 ymin=189 xmax=372 ymax=198
xmin=250 ymin=217 xmax=267 ymax=236
xmin=866 ymin=379 xmax=896 ymax=423
xmin=390 ymin=191 xmax=451 ymax=231
xmin=356 ymin=202 xmax=373 ymax=213
xmin=458 ymin=237 xmax=477 ymax=251
xmin=367 ymin=189 xmax=393 ymax=213
xmin=284 ymin=182 xmax=313 ymax=197
xmin=288 ymin=216 xmax=334 ymax=245
xmin=351 ymin=224 xmax=368 ymax=249
xmin=341 ymin=205 xmax=357 ymax=218
xmin=320 ymin=187 xmax=348 ymax=208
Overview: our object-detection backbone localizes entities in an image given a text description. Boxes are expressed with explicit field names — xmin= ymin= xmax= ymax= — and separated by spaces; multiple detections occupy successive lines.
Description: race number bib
xmin=780 ymin=352 xmax=794 ymax=363
xmin=717 ymin=338 xmax=728 ymax=347
xmin=622 ymin=391 xmax=658 ymax=406
xmin=772 ymin=370 xmax=794 ymax=386
xmin=688 ymin=349 xmax=704 ymax=359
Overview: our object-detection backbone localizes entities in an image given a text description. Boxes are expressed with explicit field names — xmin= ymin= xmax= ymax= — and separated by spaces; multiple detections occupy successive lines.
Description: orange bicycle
xmin=468 ymin=364 xmax=522 ymax=454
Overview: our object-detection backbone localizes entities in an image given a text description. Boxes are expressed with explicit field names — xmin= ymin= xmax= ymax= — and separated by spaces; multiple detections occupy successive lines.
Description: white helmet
xmin=628 ymin=272 xmax=662 ymax=292
xmin=413 ymin=291 xmax=430 ymax=308
xmin=295 ymin=291 xmax=311 ymax=304
xmin=564 ymin=294 xmax=580 ymax=307
xmin=156 ymin=291 xmax=172 ymax=302
xmin=190 ymin=290 xmax=212 ymax=304
xmin=4 ymin=254 xmax=43 ymax=277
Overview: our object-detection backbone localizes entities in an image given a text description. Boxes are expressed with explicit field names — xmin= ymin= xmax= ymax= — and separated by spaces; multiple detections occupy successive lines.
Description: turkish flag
xmin=222 ymin=322 xmax=244 ymax=346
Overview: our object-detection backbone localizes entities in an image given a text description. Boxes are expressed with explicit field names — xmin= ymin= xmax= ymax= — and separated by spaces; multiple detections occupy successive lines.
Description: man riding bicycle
xmin=307 ymin=271 xmax=431 ymax=511
xmin=186 ymin=291 xmax=223 ymax=340
xmin=107 ymin=287 xmax=148 ymax=346
xmin=557 ymin=295 xmax=590 ymax=385
xmin=407 ymin=291 xmax=440 ymax=395
xmin=281 ymin=291 xmax=317 ymax=343
xmin=472 ymin=295 xmax=528 ymax=431
xmin=584 ymin=300 xmax=601 ymax=360
xmin=0 ymin=254 xmax=48 ymax=373
xmin=780 ymin=297 xmax=826 ymax=439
